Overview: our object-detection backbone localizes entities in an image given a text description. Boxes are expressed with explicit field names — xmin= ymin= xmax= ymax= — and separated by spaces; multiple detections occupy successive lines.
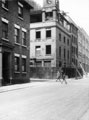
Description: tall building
xmin=66 ymin=16 xmax=78 ymax=76
xmin=78 ymin=27 xmax=89 ymax=73
xmin=30 ymin=0 xmax=78 ymax=78
xmin=0 ymin=0 xmax=33 ymax=85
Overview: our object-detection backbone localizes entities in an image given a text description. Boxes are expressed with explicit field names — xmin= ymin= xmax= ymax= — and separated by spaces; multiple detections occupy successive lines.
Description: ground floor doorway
xmin=2 ymin=52 xmax=10 ymax=85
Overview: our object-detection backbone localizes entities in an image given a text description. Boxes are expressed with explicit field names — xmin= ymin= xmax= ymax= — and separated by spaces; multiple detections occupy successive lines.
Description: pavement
xmin=0 ymin=76 xmax=88 ymax=93
xmin=0 ymin=78 xmax=56 ymax=93
xmin=0 ymin=78 xmax=67 ymax=93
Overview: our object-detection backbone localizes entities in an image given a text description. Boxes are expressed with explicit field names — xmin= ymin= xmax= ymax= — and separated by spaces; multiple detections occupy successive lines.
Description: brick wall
xmin=0 ymin=0 xmax=32 ymax=84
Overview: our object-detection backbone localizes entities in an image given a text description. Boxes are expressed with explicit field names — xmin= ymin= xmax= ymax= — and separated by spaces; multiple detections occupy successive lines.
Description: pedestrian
xmin=56 ymin=70 xmax=62 ymax=83
xmin=62 ymin=73 xmax=67 ymax=84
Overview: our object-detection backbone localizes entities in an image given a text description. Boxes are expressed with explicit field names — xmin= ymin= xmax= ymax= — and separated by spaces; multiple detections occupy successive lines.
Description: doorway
xmin=2 ymin=52 xmax=10 ymax=85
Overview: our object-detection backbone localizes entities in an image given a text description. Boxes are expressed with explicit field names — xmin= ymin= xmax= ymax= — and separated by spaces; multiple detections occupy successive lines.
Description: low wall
xmin=30 ymin=67 xmax=83 ymax=79
xmin=30 ymin=67 xmax=57 ymax=79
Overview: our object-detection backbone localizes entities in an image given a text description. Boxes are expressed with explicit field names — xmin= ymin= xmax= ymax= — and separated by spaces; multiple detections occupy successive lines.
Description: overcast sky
xmin=33 ymin=0 xmax=89 ymax=35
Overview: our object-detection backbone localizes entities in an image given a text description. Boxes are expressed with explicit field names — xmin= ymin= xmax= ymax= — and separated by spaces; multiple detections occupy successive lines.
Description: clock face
xmin=47 ymin=0 xmax=52 ymax=4
xmin=56 ymin=0 xmax=58 ymax=4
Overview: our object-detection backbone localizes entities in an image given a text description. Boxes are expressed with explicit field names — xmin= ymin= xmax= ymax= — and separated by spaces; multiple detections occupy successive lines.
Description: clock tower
xmin=42 ymin=0 xmax=60 ymax=22
xmin=43 ymin=0 xmax=59 ymax=10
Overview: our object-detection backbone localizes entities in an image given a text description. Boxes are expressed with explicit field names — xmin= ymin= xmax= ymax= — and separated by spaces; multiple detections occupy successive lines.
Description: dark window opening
xmin=64 ymin=36 xmax=66 ymax=43
xmin=46 ymin=45 xmax=51 ymax=55
xmin=18 ymin=3 xmax=23 ymax=18
xmin=22 ymin=58 xmax=26 ymax=72
xmin=59 ymin=47 xmax=61 ymax=58
xmin=14 ymin=57 xmax=20 ymax=72
xmin=46 ymin=12 xmax=53 ymax=21
xmin=67 ymin=39 xmax=69 ymax=45
xmin=67 ymin=50 xmax=69 ymax=60
xmin=30 ymin=14 xmax=42 ymax=23
xmin=22 ymin=31 xmax=26 ymax=46
xmin=64 ymin=48 xmax=66 ymax=59
xmin=14 ymin=28 xmax=19 ymax=43
xmin=36 ymin=61 xmax=42 ymax=67
xmin=46 ymin=29 xmax=51 ymax=38
xmin=59 ymin=33 xmax=61 ymax=41
xmin=2 ymin=0 xmax=8 ymax=9
xmin=2 ymin=22 xmax=8 ymax=39
xmin=36 ymin=31 xmax=41 ymax=39
xmin=44 ymin=61 xmax=51 ymax=67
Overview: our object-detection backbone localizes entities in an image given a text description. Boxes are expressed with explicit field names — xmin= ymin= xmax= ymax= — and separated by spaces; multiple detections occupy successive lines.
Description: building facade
xmin=78 ymin=27 xmax=89 ymax=73
xmin=0 ymin=0 xmax=33 ymax=85
xmin=30 ymin=0 xmax=78 ymax=78
xmin=66 ymin=17 xmax=78 ymax=76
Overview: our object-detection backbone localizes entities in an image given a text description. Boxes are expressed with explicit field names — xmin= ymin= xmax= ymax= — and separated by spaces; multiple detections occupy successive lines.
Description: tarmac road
xmin=0 ymin=78 xmax=89 ymax=120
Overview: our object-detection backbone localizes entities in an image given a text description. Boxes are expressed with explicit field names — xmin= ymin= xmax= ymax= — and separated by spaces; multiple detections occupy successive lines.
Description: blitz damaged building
xmin=30 ymin=0 xmax=79 ymax=78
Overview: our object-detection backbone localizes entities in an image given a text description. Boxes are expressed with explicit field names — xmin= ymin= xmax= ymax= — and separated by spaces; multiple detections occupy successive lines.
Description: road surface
xmin=0 ymin=78 xmax=89 ymax=120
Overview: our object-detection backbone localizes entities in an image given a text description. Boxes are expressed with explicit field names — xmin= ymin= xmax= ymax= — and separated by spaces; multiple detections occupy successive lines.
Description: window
xmin=35 ymin=46 xmax=41 ymax=57
xmin=18 ymin=2 xmax=23 ymax=18
xmin=64 ymin=36 xmax=66 ymax=43
xmin=44 ymin=61 xmax=51 ymax=67
xmin=2 ymin=21 xmax=8 ymax=39
xmin=22 ymin=58 xmax=26 ymax=72
xmin=14 ymin=56 xmax=20 ymax=72
xmin=59 ymin=33 xmax=61 ymax=41
xmin=22 ymin=31 xmax=26 ymax=46
xmin=46 ymin=29 xmax=51 ymax=38
xmin=36 ymin=31 xmax=41 ymax=39
xmin=30 ymin=61 xmax=34 ymax=67
xmin=64 ymin=48 xmax=66 ymax=59
xmin=46 ymin=12 xmax=53 ymax=21
xmin=67 ymin=39 xmax=69 ymax=45
xmin=36 ymin=61 xmax=42 ymax=67
xmin=59 ymin=47 xmax=61 ymax=58
xmin=46 ymin=45 xmax=51 ymax=55
xmin=67 ymin=50 xmax=69 ymax=60
xmin=14 ymin=27 xmax=19 ymax=43
xmin=2 ymin=0 xmax=8 ymax=9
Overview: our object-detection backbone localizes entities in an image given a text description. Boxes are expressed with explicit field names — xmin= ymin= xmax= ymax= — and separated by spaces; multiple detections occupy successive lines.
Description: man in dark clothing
xmin=62 ymin=73 xmax=67 ymax=84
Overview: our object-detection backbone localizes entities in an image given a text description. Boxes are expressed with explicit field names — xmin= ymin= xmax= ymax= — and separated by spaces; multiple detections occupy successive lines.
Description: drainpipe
xmin=0 ymin=48 xmax=2 ymax=86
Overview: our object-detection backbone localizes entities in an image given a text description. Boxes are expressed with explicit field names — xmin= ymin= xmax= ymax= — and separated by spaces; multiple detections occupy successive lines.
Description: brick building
xmin=30 ymin=0 xmax=78 ymax=78
xmin=0 ymin=0 xmax=33 ymax=85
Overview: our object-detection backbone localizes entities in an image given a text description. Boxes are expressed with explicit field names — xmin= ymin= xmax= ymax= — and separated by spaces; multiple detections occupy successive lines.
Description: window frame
xmin=1 ymin=18 xmax=9 ymax=40
xmin=67 ymin=39 xmax=69 ymax=45
xmin=46 ymin=45 xmax=51 ymax=55
xmin=64 ymin=48 xmax=66 ymax=59
xmin=44 ymin=61 xmax=51 ymax=67
xmin=18 ymin=2 xmax=23 ymax=19
xmin=35 ymin=46 xmax=41 ymax=57
xmin=14 ymin=24 xmax=20 ymax=44
xmin=2 ymin=0 xmax=8 ymax=10
xmin=36 ymin=31 xmax=41 ymax=39
xmin=46 ymin=29 xmax=51 ymax=38
xmin=22 ymin=28 xmax=27 ymax=46
xmin=22 ymin=55 xmax=27 ymax=73
xmin=64 ymin=36 xmax=66 ymax=43
xmin=14 ymin=54 xmax=20 ymax=72
xmin=59 ymin=46 xmax=61 ymax=58
xmin=59 ymin=33 xmax=61 ymax=41
xmin=14 ymin=28 xmax=20 ymax=44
